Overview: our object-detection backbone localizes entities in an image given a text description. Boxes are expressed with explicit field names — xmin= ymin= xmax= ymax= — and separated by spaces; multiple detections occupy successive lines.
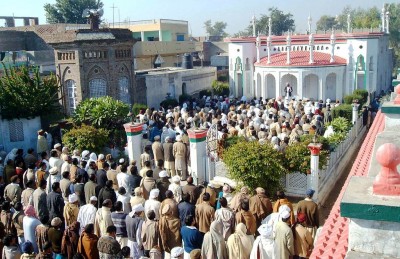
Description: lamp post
xmin=198 ymin=52 xmax=204 ymax=67
xmin=308 ymin=137 xmax=322 ymax=203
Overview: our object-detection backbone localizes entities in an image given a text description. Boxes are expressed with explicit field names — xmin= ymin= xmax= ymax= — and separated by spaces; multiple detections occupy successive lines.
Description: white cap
xmin=54 ymin=143 xmax=61 ymax=149
xmin=98 ymin=154 xmax=105 ymax=160
xmin=159 ymin=170 xmax=168 ymax=178
xmin=68 ymin=193 xmax=78 ymax=203
xmin=171 ymin=247 xmax=184 ymax=258
xmin=172 ymin=175 xmax=180 ymax=183
xmin=280 ymin=210 xmax=291 ymax=220
xmin=81 ymin=150 xmax=90 ymax=158
xmin=119 ymin=158 xmax=125 ymax=164
xmin=154 ymin=135 xmax=160 ymax=140
xmin=176 ymin=135 xmax=182 ymax=141
xmin=258 ymin=223 xmax=273 ymax=238
xmin=90 ymin=196 xmax=98 ymax=201
xmin=132 ymin=204 xmax=145 ymax=213
xmin=49 ymin=167 xmax=58 ymax=175
xmin=150 ymin=189 xmax=160 ymax=199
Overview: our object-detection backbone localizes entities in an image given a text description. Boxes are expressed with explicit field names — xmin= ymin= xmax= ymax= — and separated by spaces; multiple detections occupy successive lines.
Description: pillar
xmin=188 ymin=129 xmax=208 ymax=185
xmin=308 ymin=142 xmax=322 ymax=202
xmin=141 ymin=31 xmax=145 ymax=41
xmin=124 ymin=123 xmax=143 ymax=169
xmin=352 ymin=102 xmax=360 ymax=126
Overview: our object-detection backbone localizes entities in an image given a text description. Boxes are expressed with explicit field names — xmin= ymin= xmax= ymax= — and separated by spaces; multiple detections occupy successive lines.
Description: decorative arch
xmin=234 ymin=57 xmax=243 ymax=96
xmin=65 ymin=79 xmax=77 ymax=114
xmin=303 ymin=74 xmax=319 ymax=100
xmin=265 ymin=74 xmax=276 ymax=98
xmin=281 ymin=74 xmax=297 ymax=97
xmin=326 ymin=73 xmax=337 ymax=100
xmin=89 ymin=78 xmax=107 ymax=98
xmin=355 ymin=54 xmax=366 ymax=89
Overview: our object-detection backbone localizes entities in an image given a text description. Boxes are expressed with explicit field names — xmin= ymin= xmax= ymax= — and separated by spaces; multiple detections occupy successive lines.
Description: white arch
xmin=65 ymin=79 xmax=77 ymax=114
xmin=281 ymin=74 xmax=298 ymax=98
xmin=265 ymin=74 xmax=276 ymax=98
xmin=326 ymin=73 xmax=337 ymax=101
xmin=303 ymin=74 xmax=319 ymax=100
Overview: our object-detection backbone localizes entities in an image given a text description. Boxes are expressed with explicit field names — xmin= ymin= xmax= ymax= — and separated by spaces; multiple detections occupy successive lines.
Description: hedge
xmin=331 ymin=104 xmax=352 ymax=121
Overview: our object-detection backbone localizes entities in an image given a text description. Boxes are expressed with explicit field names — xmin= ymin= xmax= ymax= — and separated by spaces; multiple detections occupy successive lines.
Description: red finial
xmin=373 ymin=143 xmax=400 ymax=195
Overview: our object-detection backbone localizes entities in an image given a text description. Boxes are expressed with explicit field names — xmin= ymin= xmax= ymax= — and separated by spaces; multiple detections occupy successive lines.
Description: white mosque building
xmin=226 ymin=11 xmax=393 ymax=101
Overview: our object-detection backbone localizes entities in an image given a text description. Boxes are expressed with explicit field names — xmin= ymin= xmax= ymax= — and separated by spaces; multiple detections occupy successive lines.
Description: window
xmin=177 ymin=35 xmax=184 ymax=41
xmin=89 ymin=78 xmax=107 ymax=98
xmin=66 ymin=80 xmax=77 ymax=114
xmin=9 ymin=121 xmax=24 ymax=142
xmin=118 ymin=77 xmax=130 ymax=104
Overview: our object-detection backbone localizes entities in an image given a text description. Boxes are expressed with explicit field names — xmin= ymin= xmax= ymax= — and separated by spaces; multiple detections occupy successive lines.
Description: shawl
xmin=227 ymin=223 xmax=254 ymax=259
xmin=64 ymin=202 xmax=79 ymax=226
xmin=159 ymin=204 xmax=182 ymax=253
xmin=229 ymin=188 xmax=249 ymax=212
xmin=201 ymin=220 xmax=228 ymax=259
xmin=61 ymin=222 xmax=80 ymax=259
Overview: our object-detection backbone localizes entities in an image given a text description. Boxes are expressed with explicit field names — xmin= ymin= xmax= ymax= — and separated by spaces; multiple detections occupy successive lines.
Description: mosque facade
xmin=226 ymin=15 xmax=393 ymax=101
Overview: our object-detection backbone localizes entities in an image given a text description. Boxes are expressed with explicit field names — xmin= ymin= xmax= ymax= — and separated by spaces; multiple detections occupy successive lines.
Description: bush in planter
xmin=62 ymin=124 xmax=109 ymax=153
xmin=160 ymin=99 xmax=179 ymax=109
xmin=326 ymin=117 xmax=352 ymax=133
xmin=331 ymin=104 xmax=352 ymax=121
xmin=344 ymin=94 xmax=363 ymax=105
xmin=326 ymin=132 xmax=347 ymax=149
xmin=223 ymin=140 xmax=287 ymax=196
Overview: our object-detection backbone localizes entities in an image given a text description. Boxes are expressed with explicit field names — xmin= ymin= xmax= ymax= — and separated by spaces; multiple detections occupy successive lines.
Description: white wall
xmin=0 ymin=117 xmax=41 ymax=153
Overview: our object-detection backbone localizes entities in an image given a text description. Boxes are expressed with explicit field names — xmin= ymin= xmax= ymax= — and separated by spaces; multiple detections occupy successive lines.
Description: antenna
xmin=110 ymin=3 xmax=117 ymax=28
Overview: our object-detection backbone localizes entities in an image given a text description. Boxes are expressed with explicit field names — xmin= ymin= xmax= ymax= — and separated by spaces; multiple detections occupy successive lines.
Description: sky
xmin=1 ymin=0 xmax=397 ymax=36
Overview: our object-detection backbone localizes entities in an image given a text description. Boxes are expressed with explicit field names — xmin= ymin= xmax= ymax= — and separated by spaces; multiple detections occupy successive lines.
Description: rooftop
xmin=255 ymin=51 xmax=347 ymax=68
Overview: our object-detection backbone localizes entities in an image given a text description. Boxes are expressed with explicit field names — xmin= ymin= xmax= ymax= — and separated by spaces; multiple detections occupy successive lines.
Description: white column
xmin=267 ymin=36 xmax=272 ymax=64
xmin=286 ymin=33 xmax=291 ymax=65
xmin=124 ymin=123 xmax=143 ymax=170
xmin=352 ymin=102 xmax=360 ymax=125
xmin=188 ymin=129 xmax=208 ymax=185
xmin=381 ymin=6 xmax=386 ymax=32
xmin=309 ymin=34 xmax=314 ymax=64
xmin=141 ymin=31 xmax=145 ymax=41
xmin=308 ymin=143 xmax=322 ymax=202
xmin=158 ymin=30 xmax=163 ymax=41
xmin=385 ymin=11 xmax=390 ymax=33
xmin=256 ymin=35 xmax=261 ymax=63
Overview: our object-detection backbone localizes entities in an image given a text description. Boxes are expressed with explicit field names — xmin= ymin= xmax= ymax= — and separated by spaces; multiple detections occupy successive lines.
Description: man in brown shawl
xmin=249 ymin=187 xmax=273 ymax=228
xmin=273 ymin=190 xmax=295 ymax=225
xmin=159 ymin=190 xmax=179 ymax=218
xmin=229 ymin=186 xmax=250 ymax=213
xmin=235 ymin=199 xmax=257 ymax=235
xmin=35 ymin=215 xmax=50 ymax=253
xmin=141 ymin=210 xmax=162 ymax=257
xmin=195 ymin=193 xmax=215 ymax=234
xmin=61 ymin=221 xmax=80 ymax=259
xmin=77 ymin=223 xmax=99 ymax=259
xmin=159 ymin=204 xmax=181 ymax=257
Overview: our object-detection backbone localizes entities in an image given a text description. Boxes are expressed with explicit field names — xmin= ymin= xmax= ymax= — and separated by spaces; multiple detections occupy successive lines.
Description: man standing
xmin=274 ymin=210 xmax=294 ymax=259
xmin=140 ymin=170 xmax=156 ymax=200
xmin=156 ymin=170 xmax=170 ymax=201
xmin=235 ymin=199 xmax=257 ymax=235
xmin=47 ymin=182 xmax=65 ymax=222
xmin=273 ymin=190 xmax=295 ymax=225
xmin=152 ymin=135 xmax=164 ymax=163
xmin=21 ymin=180 xmax=35 ymax=210
xmin=173 ymin=135 xmax=188 ymax=180
xmin=141 ymin=210 xmax=161 ymax=258
xmin=59 ymin=171 xmax=71 ymax=202
xmin=77 ymin=196 xmax=98 ymax=235
xmin=296 ymin=189 xmax=319 ymax=240
xmin=117 ymin=165 xmax=132 ymax=194
xmin=98 ymin=180 xmax=117 ymax=209
xmin=4 ymin=175 xmax=22 ymax=205
xmin=159 ymin=204 xmax=182 ymax=258
xmin=126 ymin=204 xmax=145 ymax=258
xmin=163 ymin=137 xmax=175 ymax=177
xmin=145 ymin=189 xmax=161 ymax=220
xmin=97 ymin=225 xmax=122 ymax=258
xmin=214 ymin=197 xmax=235 ymax=241
xmin=95 ymin=199 xmax=114 ymax=237
xmin=250 ymin=187 xmax=273 ymax=228
xmin=97 ymin=162 xmax=109 ymax=188
xmin=195 ymin=193 xmax=215 ymax=234
xmin=32 ymin=179 xmax=49 ymax=219
xmin=178 ymin=193 xmax=195 ymax=226
xmin=181 ymin=176 xmax=199 ymax=205
xmin=84 ymin=174 xmax=98 ymax=204
xmin=111 ymin=201 xmax=128 ymax=248
xmin=159 ymin=190 xmax=179 ymax=218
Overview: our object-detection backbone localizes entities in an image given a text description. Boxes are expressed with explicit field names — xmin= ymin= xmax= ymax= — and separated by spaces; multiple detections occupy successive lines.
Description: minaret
xmin=308 ymin=14 xmax=312 ymax=34
xmin=385 ymin=10 xmax=390 ymax=33
xmin=252 ymin=14 xmax=256 ymax=37
xmin=256 ymin=31 xmax=261 ymax=63
xmin=381 ymin=5 xmax=386 ymax=32
xmin=330 ymin=30 xmax=336 ymax=63
xmin=267 ymin=17 xmax=272 ymax=64
xmin=347 ymin=14 xmax=351 ymax=33
xmin=286 ymin=32 xmax=291 ymax=65
xmin=309 ymin=33 xmax=314 ymax=64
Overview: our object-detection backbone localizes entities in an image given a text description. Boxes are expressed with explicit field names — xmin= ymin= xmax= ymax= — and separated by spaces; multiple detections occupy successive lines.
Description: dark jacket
xmin=130 ymin=175 xmax=142 ymax=190
xmin=178 ymin=201 xmax=195 ymax=226
xmin=98 ymin=186 xmax=117 ymax=209
xmin=96 ymin=169 xmax=108 ymax=188
xmin=47 ymin=191 xmax=65 ymax=221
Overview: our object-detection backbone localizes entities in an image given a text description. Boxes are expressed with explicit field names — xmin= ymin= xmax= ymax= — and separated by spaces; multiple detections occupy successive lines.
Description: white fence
xmin=284 ymin=116 xmax=365 ymax=198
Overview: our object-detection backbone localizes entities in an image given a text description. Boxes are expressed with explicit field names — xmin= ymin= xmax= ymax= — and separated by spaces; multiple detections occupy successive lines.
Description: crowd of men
xmin=0 ymin=94 xmax=359 ymax=259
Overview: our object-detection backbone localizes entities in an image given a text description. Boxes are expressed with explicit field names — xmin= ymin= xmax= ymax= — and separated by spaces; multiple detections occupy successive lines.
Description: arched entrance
xmin=326 ymin=73 xmax=337 ymax=101
xmin=303 ymin=74 xmax=319 ymax=100
xmin=265 ymin=74 xmax=276 ymax=98
xmin=256 ymin=73 xmax=262 ymax=98
xmin=281 ymin=74 xmax=297 ymax=97
xmin=356 ymin=55 xmax=366 ymax=89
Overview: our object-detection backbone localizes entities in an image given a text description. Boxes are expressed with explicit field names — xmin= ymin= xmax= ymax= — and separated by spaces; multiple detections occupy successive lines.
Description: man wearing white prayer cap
xmin=250 ymin=223 xmax=275 ymax=259
xmin=171 ymin=246 xmax=184 ymax=259
xmin=145 ymin=189 xmax=161 ymax=220
xmin=274 ymin=209 xmax=294 ymax=258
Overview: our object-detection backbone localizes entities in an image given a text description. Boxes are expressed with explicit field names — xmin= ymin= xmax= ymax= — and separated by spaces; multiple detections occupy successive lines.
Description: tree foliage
xmin=44 ymin=0 xmax=103 ymax=24
xmin=62 ymin=124 xmax=109 ymax=153
xmin=204 ymin=20 xmax=228 ymax=37
xmin=316 ymin=15 xmax=337 ymax=31
xmin=223 ymin=141 xmax=287 ymax=195
xmin=0 ymin=65 xmax=60 ymax=120
xmin=211 ymin=80 xmax=230 ymax=96
xmin=235 ymin=7 xmax=295 ymax=37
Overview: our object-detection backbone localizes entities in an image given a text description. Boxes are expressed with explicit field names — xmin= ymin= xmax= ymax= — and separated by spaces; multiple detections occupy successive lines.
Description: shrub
xmin=326 ymin=117 xmax=352 ymax=133
xmin=179 ymin=94 xmax=191 ymax=104
xmin=160 ymin=99 xmax=178 ymax=109
xmin=199 ymin=89 xmax=212 ymax=98
xmin=284 ymin=139 xmax=329 ymax=174
xmin=212 ymin=80 xmax=230 ymax=96
xmin=344 ymin=94 xmax=363 ymax=105
xmin=331 ymin=104 xmax=352 ymax=121
xmin=62 ymin=124 xmax=109 ymax=153
xmin=223 ymin=141 xmax=287 ymax=196
xmin=326 ymin=132 xmax=347 ymax=149
xmin=132 ymin=103 xmax=148 ymax=116
xmin=353 ymin=89 xmax=368 ymax=103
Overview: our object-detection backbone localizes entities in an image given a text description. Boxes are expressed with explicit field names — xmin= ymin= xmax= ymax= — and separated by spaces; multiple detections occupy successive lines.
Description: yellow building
xmin=112 ymin=19 xmax=202 ymax=69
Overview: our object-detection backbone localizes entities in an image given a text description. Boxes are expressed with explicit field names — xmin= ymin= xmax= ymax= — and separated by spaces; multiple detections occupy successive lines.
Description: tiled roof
xmin=310 ymin=111 xmax=385 ymax=259
xmin=255 ymin=51 xmax=347 ymax=67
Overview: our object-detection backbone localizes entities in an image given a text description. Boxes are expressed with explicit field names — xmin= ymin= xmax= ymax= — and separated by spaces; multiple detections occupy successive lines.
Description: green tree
xmin=237 ymin=8 xmax=295 ymax=37
xmin=44 ymin=0 xmax=103 ymax=24
xmin=223 ymin=141 xmax=287 ymax=195
xmin=387 ymin=3 xmax=400 ymax=73
xmin=316 ymin=15 xmax=337 ymax=31
xmin=204 ymin=20 xmax=228 ymax=37
xmin=211 ymin=80 xmax=229 ymax=96
xmin=62 ymin=124 xmax=109 ymax=153
xmin=0 ymin=65 xmax=60 ymax=120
